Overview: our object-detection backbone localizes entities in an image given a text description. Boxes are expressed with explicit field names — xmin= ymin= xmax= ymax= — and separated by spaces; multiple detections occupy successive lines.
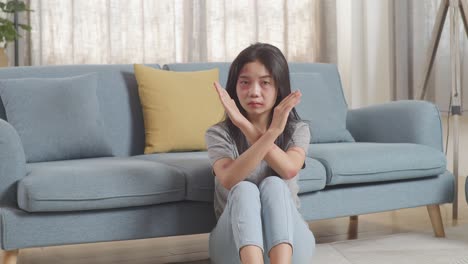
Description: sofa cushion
xmin=134 ymin=152 xmax=214 ymax=202
xmin=135 ymin=152 xmax=327 ymax=202
xmin=134 ymin=64 xmax=224 ymax=153
xmin=18 ymin=158 xmax=186 ymax=212
xmin=0 ymin=73 xmax=113 ymax=162
xmin=299 ymin=157 xmax=327 ymax=193
xmin=309 ymin=143 xmax=446 ymax=185
xmin=291 ymin=72 xmax=354 ymax=143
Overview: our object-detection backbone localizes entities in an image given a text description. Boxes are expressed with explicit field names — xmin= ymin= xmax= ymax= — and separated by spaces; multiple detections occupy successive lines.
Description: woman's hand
xmin=268 ymin=90 xmax=302 ymax=137
xmin=213 ymin=81 xmax=249 ymax=128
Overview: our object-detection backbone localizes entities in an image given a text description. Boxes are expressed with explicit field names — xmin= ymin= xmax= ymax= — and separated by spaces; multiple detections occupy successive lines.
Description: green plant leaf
xmin=0 ymin=1 xmax=32 ymax=44
xmin=4 ymin=25 xmax=17 ymax=41
xmin=18 ymin=24 xmax=31 ymax=31
xmin=0 ymin=17 xmax=13 ymax=25
xmin=1 ymin=1 xmax=33 ymax=12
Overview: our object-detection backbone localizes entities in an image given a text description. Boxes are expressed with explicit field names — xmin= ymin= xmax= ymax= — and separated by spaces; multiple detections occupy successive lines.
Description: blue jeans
xmin=209 ymin=176 xmax=315 ymax=263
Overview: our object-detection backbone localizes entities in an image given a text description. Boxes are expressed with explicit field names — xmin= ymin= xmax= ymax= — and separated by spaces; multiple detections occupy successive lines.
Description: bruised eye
xmin=239 ymin=80 xmax=249 ymax=86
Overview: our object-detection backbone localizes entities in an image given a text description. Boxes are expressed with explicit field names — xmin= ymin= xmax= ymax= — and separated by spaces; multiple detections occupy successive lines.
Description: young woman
xmin=205 ymin=43 xmax=315 ymax=264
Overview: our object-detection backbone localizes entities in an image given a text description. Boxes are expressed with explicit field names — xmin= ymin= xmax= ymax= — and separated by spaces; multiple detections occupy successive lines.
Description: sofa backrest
xmin=0 ymin=64 xmax=159 ymax=157
xmin=0 ymin=62 xmax=349 ymax=157
xmin=164 ymin=63 xmax=348 ymax=107
xmin=288 ymin=63 xmax=354 ymax=143
xmin=288 ymin=62 xmax=347 ymax=108
xmin=164 ymin=62 xmax=232 ymax=88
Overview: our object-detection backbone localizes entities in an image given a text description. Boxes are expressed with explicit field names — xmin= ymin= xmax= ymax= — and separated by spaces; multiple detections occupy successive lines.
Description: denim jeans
xmin=209 ymin=176 xmax=315 ymax=263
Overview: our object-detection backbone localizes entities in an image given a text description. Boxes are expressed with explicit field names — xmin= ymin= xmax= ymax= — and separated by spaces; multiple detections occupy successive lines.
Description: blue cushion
xmin=299 ymin=157 xmax=327 ymax=193
xmin=134 ymin=152 xmax=214 ymax=202
xmin=309 ymin=142 xmax=447 ymax=185
xmin=17 ymin=158 xmax=186 ymax=212
xmin=0 ymin=73 xmax=113 ymax=162
xmin=291 ymin=72 xmax=354 ymax=143
xmin=135 ymin=151 xmax=327 ymax=202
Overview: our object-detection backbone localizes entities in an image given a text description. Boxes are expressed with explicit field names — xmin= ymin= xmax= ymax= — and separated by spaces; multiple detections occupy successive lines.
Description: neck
xmin=248 ymin=113 xmax=270 ymax=133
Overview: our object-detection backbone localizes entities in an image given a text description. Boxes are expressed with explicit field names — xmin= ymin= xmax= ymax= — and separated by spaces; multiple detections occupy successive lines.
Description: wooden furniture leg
xmin=348 ymin=215 xmax=358 ymax=239
xmin=427 ymin=205 xmax=446 ymax=237
xmin=2 ymin=249 xmax=18 ymax=264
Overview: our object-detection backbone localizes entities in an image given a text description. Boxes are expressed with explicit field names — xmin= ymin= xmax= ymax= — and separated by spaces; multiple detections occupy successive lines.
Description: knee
xmin=259 ymin=176 xmax=288 ymax=195
xmin=259 ymin=176 xmax=291 ymax=204
xmin=229 ymin=181 xmax=260 ymax=201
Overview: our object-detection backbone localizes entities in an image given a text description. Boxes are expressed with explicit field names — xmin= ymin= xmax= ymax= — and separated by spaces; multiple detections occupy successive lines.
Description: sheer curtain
xmin=28 ymin=0 xmax=326 ymax=65
xmin=26 ymin=0 xmax=467 ymax=109
xmin=336 ymin=0 xmax=468 ymax=109
xmin=336 ymin=0 xmax=395 ymax=109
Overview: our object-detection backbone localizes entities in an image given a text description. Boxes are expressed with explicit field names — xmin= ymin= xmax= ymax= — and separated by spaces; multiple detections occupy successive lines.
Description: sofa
xmin=0 ymin=62 xmax=453 ymax=263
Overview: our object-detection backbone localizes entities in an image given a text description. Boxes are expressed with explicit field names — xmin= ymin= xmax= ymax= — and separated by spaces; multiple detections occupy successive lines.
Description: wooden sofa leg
xmin=348 ymin=215 xmax=358 ymax=239
xmin=2 ymin=249 xmax=18 ymax=264
xmin=427 ymin=205 xmax=445 ymax=237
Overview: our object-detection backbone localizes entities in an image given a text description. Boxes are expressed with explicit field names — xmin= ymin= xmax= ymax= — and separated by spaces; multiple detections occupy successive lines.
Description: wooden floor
xmin=2 ymin=175 xmax=466 ymax=264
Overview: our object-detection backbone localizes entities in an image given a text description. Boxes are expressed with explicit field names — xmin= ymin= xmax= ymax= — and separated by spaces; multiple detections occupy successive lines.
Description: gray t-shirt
xmin=205 ymin=121 xmax=311 ymax=220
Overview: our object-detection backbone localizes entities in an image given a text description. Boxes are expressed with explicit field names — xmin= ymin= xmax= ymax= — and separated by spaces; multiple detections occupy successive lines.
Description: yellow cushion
xmin=134 ymin=64 xmax=224 ymax=153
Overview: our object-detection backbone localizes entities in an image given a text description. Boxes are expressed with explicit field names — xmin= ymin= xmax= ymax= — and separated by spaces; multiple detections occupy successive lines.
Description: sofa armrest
xmin=0 ymin=119 xmax=27 ymax=207
xmin=346 ymin=100 xmax=443 ymax=151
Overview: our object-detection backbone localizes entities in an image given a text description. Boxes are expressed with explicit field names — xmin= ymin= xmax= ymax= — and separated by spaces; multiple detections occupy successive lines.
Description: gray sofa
xmin=0 ymin=62 xmax=453 ymax=263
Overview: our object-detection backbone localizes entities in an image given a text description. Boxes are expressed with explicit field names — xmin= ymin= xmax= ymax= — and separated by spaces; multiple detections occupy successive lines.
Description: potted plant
xmin=0 ymin=0 xmax=32 ymax=67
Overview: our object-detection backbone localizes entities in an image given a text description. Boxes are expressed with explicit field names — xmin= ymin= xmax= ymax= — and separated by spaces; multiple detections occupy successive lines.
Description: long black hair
xmin=222 ymin=42 xmax=302 ymax=154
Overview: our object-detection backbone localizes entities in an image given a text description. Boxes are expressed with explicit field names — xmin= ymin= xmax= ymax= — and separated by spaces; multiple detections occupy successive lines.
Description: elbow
xmin=218 ymin=175 xmax=235 ymax=191
xmin=221 ymin=182 xmax=234 ymax=191
xmin=283 ymin=168 xmax=300 ymax=180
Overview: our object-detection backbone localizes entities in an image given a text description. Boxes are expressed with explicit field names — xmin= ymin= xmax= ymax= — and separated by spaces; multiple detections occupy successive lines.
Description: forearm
xmin=238 ymin=121 xmax=300 ymax=180
xmin=264 ymin=145 xmax=300 ymax=179
xmin=222 ymin=130 xmax=278 ymax=189
xmin=237 ymin=120 xmax=262 ymax=144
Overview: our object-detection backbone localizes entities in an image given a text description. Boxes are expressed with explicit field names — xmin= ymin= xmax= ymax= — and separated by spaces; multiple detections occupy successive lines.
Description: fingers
xmin=213 ymin=81 xmax=223 ymax=92
xmin=280 ymin=90 xmax=301 ymax=105
xmin=213 ymin=81 xmax=231 ymax=105
xmin=277 ymin=90 xmax=301 ymax=111
xmin=213 ymin=82 xmax=241 ymax=121
xmin=290 ymin=91 xmax=302 ymax=108
xmin=213 ymin=81 xmax=224 ymax=98
xmin=270 ymin=90 xmax=302 ymax=133
xmin=273 ymin=91 xmax=301 ymax=124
